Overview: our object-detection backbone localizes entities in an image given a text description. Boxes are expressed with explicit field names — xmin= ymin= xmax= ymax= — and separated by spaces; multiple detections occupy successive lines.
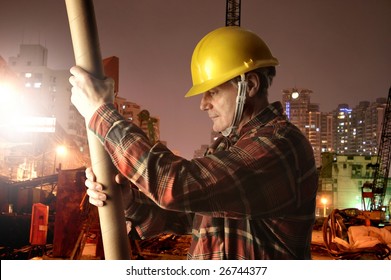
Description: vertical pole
xmin=65 ymin=0 xmax=131 ymax=260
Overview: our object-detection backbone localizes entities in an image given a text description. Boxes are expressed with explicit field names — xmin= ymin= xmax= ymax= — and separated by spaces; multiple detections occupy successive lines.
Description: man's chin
xmin=213 ymin=126 xmax=227 ymax=134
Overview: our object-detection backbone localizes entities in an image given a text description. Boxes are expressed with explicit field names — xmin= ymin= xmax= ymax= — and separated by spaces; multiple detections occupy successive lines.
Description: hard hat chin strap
xmin=221 ymin=74 xmax=247 ymax=137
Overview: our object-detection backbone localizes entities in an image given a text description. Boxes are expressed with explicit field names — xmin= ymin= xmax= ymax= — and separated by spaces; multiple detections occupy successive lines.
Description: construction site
xmin=0 ymin=163 xmax=389 ymax=261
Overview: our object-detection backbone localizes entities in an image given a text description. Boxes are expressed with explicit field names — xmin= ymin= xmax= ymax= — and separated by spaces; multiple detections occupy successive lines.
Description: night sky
xmin=1 ymin=0 xmax=390 ymax=159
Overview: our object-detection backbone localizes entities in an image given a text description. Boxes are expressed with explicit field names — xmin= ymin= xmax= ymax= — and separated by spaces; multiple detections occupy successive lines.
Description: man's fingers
xmin=85 ymin=179 xmax=102 ymax=191
xmin=86 ymin=188 xmax=106 ymax=206
xmin=89 ymin=196 xmax=104 ymax=207
xmin=85 ymin=167 xmax=96 ymax=182
xmin=84 ymin=166 xmax=111 ymax=208
xmin=86 ymin=188 xmax=106 ymax=200
xmin=68 ymin=75 xmax=76 ymax=86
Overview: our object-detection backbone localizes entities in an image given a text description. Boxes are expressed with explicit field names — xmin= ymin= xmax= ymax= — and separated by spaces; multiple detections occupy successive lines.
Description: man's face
xmin=199 ymin=81 xmax=237 ymax=133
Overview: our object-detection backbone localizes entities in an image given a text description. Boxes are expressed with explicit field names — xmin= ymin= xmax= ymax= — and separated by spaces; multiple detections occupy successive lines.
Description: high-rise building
xmin=8 ymin=45 xmax=74 ymax=129
xmin=320 ymin=112 xmax=333 ymax=154
xmin=308 ymin=104 xmax=322 ymax=167
xmin=362 ymin=98 xmax=386 ymax=155
xmin=282 ymin=88 xmax=323 ymax=166
xmin=281 ymin=87 xmax=388 ymax=166
xmin=115 ymin=96 xmax=141 ymax=123
xmin=333 ymin=99 xmax=387 ymax=156
xmin=282 ymin=88 xmax=312 ymax=135
xmin=352 ymin=101 xmax=370 ymax=155
xmin=333 ymin=104 xmax=353 ymax=155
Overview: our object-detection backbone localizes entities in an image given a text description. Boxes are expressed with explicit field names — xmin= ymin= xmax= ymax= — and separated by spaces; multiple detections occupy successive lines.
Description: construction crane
xmin=225 ymin=0 xmax=241 ymax=26
xmin=362 ymin=87 xmax=391 ymax=222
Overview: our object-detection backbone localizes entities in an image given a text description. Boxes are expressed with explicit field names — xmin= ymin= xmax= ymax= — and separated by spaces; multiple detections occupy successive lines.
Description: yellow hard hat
xmin=185 ymin=26 xmax=279 ymax=97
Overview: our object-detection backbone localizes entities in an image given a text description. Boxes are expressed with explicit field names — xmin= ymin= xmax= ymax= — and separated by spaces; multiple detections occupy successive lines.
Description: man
xmin=69 ymin=26 xmax=318 ymax=259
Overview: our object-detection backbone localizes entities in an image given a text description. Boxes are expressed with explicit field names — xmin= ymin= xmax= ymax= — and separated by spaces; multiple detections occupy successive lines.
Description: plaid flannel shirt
xmin=89 ymin=101 xmax=318 ymax=259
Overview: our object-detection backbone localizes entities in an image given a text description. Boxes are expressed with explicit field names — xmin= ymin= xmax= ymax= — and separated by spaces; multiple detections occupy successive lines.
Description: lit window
xmin=34 ymin=82 xmax=42 ymax=88
xmin=25 ymin=82 xmax=31 ymax=88
xmin=25 ymin=73 xmax=32 ymax=78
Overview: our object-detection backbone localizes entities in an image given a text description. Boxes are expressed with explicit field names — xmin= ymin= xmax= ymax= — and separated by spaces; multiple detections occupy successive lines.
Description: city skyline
xmin=1 ymin=0 xmax=390 ymax=159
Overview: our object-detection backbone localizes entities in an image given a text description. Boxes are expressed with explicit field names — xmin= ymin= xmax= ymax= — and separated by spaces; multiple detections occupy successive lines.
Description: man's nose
xmin=200 ymin=93 xmax=211 ymax=111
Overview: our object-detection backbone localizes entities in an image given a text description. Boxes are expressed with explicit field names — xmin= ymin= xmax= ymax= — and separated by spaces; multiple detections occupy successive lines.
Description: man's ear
xmin=246 ymin=72 xmax=260 ymax=97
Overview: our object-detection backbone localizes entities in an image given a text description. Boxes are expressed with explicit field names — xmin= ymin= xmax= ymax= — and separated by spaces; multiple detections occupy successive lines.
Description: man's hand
xmin=85 ymin=167 xmax=107 ymax=207
xmin=69 ymin=66 xmax=115 ymax=123
xmin=85 ymin=167 xmax=127 ymax=207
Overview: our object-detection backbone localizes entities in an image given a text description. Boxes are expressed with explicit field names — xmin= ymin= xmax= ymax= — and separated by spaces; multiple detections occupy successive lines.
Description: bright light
xmin=0 ymin=81 xmax=19 ymax=119
xmin=321 ymin=197 xmax=328 ymax=217
xmin=56 ymin=145 xmax=67 ymax=155
xmin=291 ymin=91 xmax=299 ymax=99
xmin=53 ymin=145 xmax=67 ymax=173
xmin=7 ymin=116 xmax=56 ymax=132
xmin=0 ymin=82 xmax=16 ymax=103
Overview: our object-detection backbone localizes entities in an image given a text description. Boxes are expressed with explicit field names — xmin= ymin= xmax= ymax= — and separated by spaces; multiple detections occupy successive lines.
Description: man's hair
xmin=251 ymin=66 xmax=276 ymax=97
xmin=231 ymin=66 xmax=276 ymax=97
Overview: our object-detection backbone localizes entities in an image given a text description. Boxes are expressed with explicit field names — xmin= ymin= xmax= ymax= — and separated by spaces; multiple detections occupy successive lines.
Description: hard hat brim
xmin=185 ymin=58 xmax=278 ymax=97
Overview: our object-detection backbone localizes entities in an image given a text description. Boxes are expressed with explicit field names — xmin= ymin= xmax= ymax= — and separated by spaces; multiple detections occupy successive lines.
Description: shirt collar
xmin=240 ymin=101 xmax=286 ymax=136
xmin=205 ymin=101 xmax=286 ymax=153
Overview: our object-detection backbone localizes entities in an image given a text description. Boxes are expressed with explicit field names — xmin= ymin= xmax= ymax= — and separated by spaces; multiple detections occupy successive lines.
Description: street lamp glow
xmin=53 ymin=145 xmax=67 ymax=173
xmin=321 ymin=197 xmax=328 ymax=217
xmin=56 ymin=145 xmax=67 ymax=155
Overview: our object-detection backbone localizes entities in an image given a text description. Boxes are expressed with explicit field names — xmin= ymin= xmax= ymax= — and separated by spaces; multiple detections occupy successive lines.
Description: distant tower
xmin=320 ymin=112 xmax=334 ymax=154
xmin=333 ymin=104 xmax=353 ymax=155
xmin=282 ymin=88 xmax=313 ymax=135
xmin=282 ymin=88 xmax=323 ymax=166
